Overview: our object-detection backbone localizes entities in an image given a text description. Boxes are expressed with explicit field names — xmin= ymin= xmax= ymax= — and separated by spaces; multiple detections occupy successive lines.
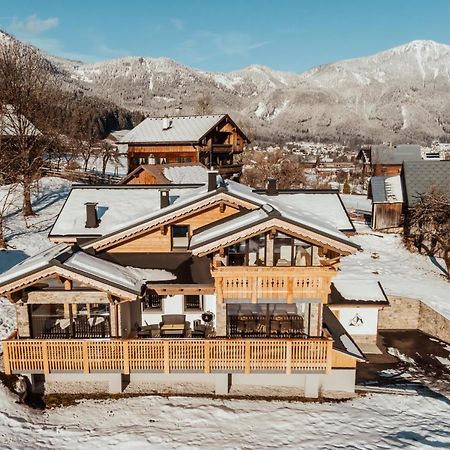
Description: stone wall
xmin=378 ymin=296 xmax=450 ymax=344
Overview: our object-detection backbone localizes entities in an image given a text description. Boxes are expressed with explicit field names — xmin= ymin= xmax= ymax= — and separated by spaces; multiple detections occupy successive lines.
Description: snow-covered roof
xmin=370 ymin=175 xmax=403 ymax=203
xmin=49 ymin=185 xmax=203 ymax=238
xmin=0 ymin=244 xmax=67 ymax=285
xmin=65 ymin=252 xmax=176 ymax=292
xmin=260 ymin=192 xmax=354 ymax=231
xmin=163 ymin=165 xmax=209 ymax=184
xmin=119 ymin=114 xmax=227 ymax=144
xmin=331 ymin=280 xmax=389 ymax=304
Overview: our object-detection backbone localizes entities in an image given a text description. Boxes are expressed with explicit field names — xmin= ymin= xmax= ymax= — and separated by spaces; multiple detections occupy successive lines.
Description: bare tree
xmin=241 ymin=149 xmax=306 ymax=189
xmin=196 ymin=93 xmax=213 ymax=115
xmin=406 ymin=188 xmax=450 ymax=279
xmin=0 ymin=40 xmax=60 ymax=216
xmin=98 ymin=140 xmax=119 ymax=176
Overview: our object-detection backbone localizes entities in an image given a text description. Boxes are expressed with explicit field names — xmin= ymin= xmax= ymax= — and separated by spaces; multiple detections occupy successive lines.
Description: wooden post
xmin=163 ymin=340 xmax=170 ymax=374
xmin=3 ymin=342 xmax=11 ymax=375
xmin=42 ymin=341 xmax=50 ymax=375
xmin=286 ymin=341 xmax=292 ymax=374
xmin=244 ymin=341 xmax=251 ymax=374
xmin=123 ymin=341 xmax=130 ymax=375
xmin=82 ymin=341 xmax=89 ymax=374
xmin=204 ymin=340 xmax=210 ymax=373
xmin=326 ymin=339 xmax=333 ymax=374
xmin=251 ymin=276 xmax=258 ymax=304
xmin=287 ymin=277 xmax=294 ymax=304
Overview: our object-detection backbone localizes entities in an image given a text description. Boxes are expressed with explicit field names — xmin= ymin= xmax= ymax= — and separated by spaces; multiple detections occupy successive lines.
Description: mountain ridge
xmin=2 ymin=30 xmax=450 ymax=144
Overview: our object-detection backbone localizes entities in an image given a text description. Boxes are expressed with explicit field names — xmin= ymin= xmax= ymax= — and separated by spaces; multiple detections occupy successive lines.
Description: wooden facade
xmin=372 ymin=203 xmax=403 ymax=230
xmin=125 ymin=115 xmax=248 ymax=177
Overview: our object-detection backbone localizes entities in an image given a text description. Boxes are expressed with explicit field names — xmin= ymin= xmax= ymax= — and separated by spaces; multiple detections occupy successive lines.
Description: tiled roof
xmin=371 ymin=144 xmax=422 ymax=165
xmin=119 ymin=114 xmax=227 ymax=144
xmin=402 ymin=160 xmax=450 ymax=206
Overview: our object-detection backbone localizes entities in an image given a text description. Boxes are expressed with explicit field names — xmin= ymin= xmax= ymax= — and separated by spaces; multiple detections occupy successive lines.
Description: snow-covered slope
xmin=4 ymin=29 xmax=450 ymax=143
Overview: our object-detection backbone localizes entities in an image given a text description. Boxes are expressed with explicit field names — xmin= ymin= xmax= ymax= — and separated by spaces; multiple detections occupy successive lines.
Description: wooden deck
xmin=213 ymin=266 xmax=336 ymax=303
xmin=2 ymin=338 xmax=333 ymax=376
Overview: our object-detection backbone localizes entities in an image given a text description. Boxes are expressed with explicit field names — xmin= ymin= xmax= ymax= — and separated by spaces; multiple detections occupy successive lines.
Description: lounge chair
xmin=160 ymin=314 xmax=188 ymax=337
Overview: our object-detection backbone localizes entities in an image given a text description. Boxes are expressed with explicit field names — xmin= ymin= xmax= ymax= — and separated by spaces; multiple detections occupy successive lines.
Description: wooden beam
xmin=27 ymin=291 xmax=110 ymax=304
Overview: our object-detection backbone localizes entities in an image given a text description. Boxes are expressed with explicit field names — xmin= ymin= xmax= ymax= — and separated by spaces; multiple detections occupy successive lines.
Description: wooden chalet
xmin=1 ymin=173 xmax=366 ymax=398
xmin=358 ymin=144 xmax=422 ymax=177
xmin=120 ymin=114 xmax=249 ymax=179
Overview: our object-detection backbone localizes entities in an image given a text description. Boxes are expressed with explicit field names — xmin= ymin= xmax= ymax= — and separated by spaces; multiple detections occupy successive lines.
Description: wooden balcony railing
xmin=2 ymin=338 xmax=332 ymax=376
xmin=212 ymin=266 xmax=336 ymax=303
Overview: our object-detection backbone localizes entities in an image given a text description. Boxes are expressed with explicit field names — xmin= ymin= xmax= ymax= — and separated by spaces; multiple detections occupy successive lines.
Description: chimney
xmin=208 ymin=170 xmax=219 ymax=192
xmin=266 ymin=178 xmax=278 ymax=196
xmin=85 ymin=202 xmax=99 ymax=228
xmin=162 ymin=115 xmax=172 ymax=130
xmin=160 ymin=189 xmax=170 ymax=208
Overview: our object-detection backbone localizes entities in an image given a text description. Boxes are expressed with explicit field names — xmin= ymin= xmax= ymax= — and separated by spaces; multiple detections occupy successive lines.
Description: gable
xmin=191 ymin=217 xmax=357 ymax=257
xmin=103 ymin=202 xmax=243 ymax=253
xmin=83 ymin=191 xmax=257 ymax=252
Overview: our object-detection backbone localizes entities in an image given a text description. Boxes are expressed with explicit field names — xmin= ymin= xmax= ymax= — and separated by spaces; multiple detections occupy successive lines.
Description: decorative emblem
xmin=349 ymin=314 xmax=364 ymax=327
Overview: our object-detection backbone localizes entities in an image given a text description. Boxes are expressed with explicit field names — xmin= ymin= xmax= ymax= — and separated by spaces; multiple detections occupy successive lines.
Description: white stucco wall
xmin=142 ymin=294 xmax=217 ymax=328
xmin=332 ymin=307 xmax=379 ymax=336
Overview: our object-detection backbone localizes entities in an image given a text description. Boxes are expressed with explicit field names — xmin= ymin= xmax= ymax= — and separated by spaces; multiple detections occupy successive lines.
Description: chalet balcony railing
xmin=212 ymin=266 xmax=336 ymax=303
xmin=2 ymin=337 xmax=332 ymax=375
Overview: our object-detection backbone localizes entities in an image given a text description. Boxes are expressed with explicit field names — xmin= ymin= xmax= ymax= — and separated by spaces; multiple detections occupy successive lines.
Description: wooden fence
xmin=3 ymin=338 xmax=332 ymax=375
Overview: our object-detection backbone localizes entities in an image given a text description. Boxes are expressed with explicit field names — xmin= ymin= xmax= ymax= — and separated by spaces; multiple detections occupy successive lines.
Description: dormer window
xmin=172 ymin=225 xmax=189 ymax=250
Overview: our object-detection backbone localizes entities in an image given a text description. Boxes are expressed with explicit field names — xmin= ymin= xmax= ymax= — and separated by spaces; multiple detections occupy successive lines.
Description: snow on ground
xmin=337 ymin=223 xmax=450 ymax=319
xmin=0 ymin=389 xmax=449 ymax=449
xmin=340 ymin=194 xmax=372 ymax=213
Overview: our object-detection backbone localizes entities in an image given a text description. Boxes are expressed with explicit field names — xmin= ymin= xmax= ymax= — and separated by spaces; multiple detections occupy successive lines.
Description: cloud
xmin=178 ymin=31 xmax=269 ymax=64
xmin=170 ymin=18 xmax=184 ymax=31
xmin=10 ymin=15 xmax=59 ymax=35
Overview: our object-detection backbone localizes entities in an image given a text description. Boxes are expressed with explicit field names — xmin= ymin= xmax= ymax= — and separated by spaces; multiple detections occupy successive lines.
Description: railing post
xmin=123 ymin=341 xmax=130 ymax=375
xmin=326 ymin=339 xmax=333 ymax=374
xmin=163 ymin=340 xmax=170 ymax=374
xmin=3 ymin=342 xmax=11 ymax=375
xmin=245 ymin=341 xmax=251 ymax=374
xmin=42 ymin=341 xmax=50 ymax=375
xmin=286 ymin=341 xmax=292 ymax=374
xmin=251 ymin=277 xmax=258 ymax=303
xmin=204 ymin=340 xmax=211 ymax=373
xmin=82 ymin=341 xmax=89 ymax=374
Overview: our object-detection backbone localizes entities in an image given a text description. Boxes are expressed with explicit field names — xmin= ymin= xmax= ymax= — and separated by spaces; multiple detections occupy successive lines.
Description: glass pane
xmin=248 ymin=234 xmax=265 ymax=266
xmin=274 ymin=232 xmax=293 ymax=266
xmin=293 ymin=238 xmax=312 ymax=266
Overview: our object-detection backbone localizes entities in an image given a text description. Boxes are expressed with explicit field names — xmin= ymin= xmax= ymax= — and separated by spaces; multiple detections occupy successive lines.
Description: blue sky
xmin=2 ymin=0 xmax=450 ymax=72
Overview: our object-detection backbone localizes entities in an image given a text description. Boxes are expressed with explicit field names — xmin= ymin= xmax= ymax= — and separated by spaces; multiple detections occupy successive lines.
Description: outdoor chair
xmin=160 ymin=314 xmax=188 ymax=337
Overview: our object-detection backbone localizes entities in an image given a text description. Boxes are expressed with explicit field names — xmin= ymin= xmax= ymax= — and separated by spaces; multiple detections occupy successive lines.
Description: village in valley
xmin=0 ymin=3 xmax=450 ymax=449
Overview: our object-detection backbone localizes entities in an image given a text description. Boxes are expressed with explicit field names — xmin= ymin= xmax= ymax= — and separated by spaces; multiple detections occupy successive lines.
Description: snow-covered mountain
xmin=3 ymin=30 xmax=450 ymax=143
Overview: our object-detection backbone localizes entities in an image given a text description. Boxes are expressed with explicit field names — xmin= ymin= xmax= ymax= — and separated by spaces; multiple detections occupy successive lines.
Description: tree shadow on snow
xmin=387 ymin=430 xmax=450 ymax=448
xmin=0 ymin=250 xmax=28 ymax=272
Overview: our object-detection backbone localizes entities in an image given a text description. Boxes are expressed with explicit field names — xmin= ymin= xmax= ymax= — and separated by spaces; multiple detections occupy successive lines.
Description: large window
xmin=29 ymin=303 xmax=110 ymax=339
xmin=225 ymin=232 xmax=315 ymax=267
xmin=172 ymin=225 xmax=189 ymax=249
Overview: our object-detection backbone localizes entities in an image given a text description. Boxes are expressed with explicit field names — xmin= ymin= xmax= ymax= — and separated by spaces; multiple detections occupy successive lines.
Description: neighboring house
xmin=1 ymin=173 xmax=367 ymax=398
xmin=121 ymin=163 xmax=209 ymax=185
xmin=358 ymin=144 xmax=422 ymax=176
xmin=368 ymin=175 xmax=404 ymax=230
xmin=120 ymin=114 xmax=249 ymax=179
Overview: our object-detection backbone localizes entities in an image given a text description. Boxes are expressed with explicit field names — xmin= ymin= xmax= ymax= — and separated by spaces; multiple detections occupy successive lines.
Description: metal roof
xmin=371 ymin=144 xmax=422 ymax=165
xmin=119 ymin=114 xmax=227 ymax=144
xmin=402 ymin=160 xmax=450 ymax=206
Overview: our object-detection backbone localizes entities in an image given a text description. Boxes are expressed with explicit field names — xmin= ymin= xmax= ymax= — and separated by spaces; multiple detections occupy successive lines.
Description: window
xmin=172 ymin=225 xmax=189 ymax=249
xmin=176 ymin=156 xmax=192 ymax=163
xmin=248 ymin=234 xmax=266 ymax=266
xmin=227 ymin=241 xmax=247 ymax=266
xmin=184 ymin=295 xmax=203 ymax=311
xmin=143 ymin=293 xmax=165 ymax=311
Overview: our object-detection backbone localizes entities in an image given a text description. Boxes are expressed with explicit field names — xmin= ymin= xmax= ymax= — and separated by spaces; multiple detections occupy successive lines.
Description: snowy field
xmin=337 ymin=223 xmax=450 ymax=320
xmin=0 ymin=386 xmax=449 ymax=449
xmin=0 ymin=182 xmax=449 ymax=448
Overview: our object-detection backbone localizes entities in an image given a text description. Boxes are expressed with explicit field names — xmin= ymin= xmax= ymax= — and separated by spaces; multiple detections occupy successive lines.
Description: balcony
xmin=212 ymin=266 xmax=336 ymax=303
xmin=2 ymin=337 xmax=332 ymax=375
